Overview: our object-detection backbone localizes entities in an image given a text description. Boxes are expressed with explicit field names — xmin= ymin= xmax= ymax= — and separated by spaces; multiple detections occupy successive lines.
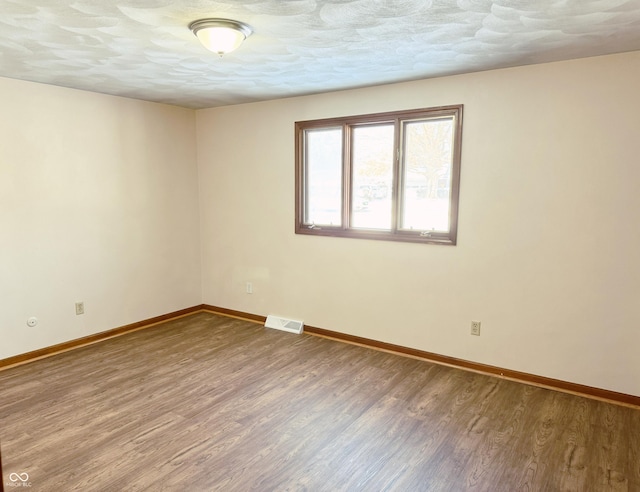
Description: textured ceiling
xmin=1 ymin=0 xmax=640 ymax=109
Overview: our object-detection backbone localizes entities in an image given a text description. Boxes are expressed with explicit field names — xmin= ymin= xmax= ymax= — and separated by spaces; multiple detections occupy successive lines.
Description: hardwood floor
xmin=1 ymin=312 xmax=638 ymax=491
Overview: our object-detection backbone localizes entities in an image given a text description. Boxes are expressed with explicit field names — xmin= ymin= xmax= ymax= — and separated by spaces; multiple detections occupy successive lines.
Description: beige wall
xmin=0 ymin=77 xmax=202 ymax=360
xmin=197 ymin=51 xmax=640 ymax=397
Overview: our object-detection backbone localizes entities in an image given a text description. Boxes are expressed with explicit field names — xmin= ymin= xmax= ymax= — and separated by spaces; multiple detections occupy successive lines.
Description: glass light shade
xmin=190 ymin=19 xmax=252 ymax=56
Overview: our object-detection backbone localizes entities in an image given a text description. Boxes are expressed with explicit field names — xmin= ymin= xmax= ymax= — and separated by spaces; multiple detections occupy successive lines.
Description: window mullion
xmin=342 ymin=123 xmax=351 ymax=231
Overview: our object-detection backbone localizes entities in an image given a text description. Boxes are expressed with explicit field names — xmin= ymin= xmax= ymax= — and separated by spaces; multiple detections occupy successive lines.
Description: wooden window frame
xmin=295 ymin=104 xmax=463 ymax=245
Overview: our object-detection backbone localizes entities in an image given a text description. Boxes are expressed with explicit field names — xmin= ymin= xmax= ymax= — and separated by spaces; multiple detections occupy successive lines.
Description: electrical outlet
xmin=471 ymin=320 xmax=481 ymax=336
xmin=75 ymin=302 xmax=84 ymax=315
xmin=246 ymin=282 xmax=253 ymax=294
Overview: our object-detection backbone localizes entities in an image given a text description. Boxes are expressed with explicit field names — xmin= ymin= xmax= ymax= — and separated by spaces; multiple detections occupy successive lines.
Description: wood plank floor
xmin=1 ymin=312 xmax=638 ymax=491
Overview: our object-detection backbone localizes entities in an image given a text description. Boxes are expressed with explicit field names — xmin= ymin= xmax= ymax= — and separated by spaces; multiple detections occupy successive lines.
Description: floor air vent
xmin=265 ymin=315 xmax=304 ymax=334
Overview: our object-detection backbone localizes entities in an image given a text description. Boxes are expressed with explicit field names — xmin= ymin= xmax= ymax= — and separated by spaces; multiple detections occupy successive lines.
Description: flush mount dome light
xmin=189 ymin=18 xmax=252 ymax=56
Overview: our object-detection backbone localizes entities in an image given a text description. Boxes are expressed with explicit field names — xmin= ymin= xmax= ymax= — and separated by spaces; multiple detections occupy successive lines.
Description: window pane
xmin=305 ymin=128 xmax=342 ymax=226
xmin=401 ymin=117 xmax=454 ymax=232
xmin=351 ymin=124 xmax=394 ymax=230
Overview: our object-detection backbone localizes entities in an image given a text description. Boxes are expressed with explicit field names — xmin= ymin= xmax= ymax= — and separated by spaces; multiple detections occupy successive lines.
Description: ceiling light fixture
xmin=189 ymin=18 xmax=252 ymax=57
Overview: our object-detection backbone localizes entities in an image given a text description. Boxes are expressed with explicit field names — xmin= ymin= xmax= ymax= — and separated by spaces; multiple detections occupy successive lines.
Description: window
xmin=295 ymin=105 xmax=463 ymax=245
